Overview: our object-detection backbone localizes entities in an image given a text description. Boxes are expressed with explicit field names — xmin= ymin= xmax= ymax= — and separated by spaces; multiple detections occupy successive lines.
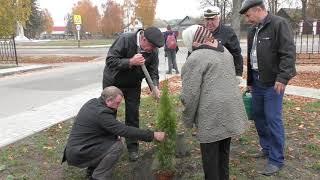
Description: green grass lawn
xmin=0 ymin=95 xmax=319 ymax=180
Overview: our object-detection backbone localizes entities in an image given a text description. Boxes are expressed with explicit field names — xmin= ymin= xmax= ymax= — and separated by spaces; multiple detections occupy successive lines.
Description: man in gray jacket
xmin=62 ymin=86 xmax=165 ymax=180
xmin=240 ymin=0 xmax=296 ymax=176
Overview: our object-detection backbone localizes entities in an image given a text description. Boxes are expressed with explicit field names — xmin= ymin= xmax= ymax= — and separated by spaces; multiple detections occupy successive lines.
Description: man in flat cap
xmin=240 ymin=0 xmax=296 ymax=176
xmin=102 ymin=26 xmax=164 ymax=162
xmin=202 ymin=5 xmax=243 ymax=82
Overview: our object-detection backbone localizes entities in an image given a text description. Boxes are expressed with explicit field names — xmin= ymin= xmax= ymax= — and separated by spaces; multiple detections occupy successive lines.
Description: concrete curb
xmin=0 ymin=65 xmax=54 ymax=77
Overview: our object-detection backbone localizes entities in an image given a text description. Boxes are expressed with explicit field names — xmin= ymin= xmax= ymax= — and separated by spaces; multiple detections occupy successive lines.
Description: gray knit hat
xmin=239 ymin=0 xmax=264 ymax=14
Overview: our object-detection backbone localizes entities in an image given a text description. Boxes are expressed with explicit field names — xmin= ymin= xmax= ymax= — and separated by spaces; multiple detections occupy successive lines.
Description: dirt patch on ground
xmin=19 ymin=56 xmax=99 ymax=64
xmin=289 ymin=71 xmax=320 ymax=89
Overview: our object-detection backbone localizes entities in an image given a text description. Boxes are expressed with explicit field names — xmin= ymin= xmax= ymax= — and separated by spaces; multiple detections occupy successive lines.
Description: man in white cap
xmin=240 ymin=0 xmax=296 ymax=176
xmin=203 ymin=5 xmax=243 ymax=82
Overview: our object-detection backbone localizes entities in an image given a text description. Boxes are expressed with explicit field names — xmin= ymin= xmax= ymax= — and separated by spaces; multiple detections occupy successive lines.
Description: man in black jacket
xmin=203 ymin=5 xmax=243 ymax=81
xmin=62 ymin=86 xmax=165 ymax=180
xmin=102 ymin=27 xmax=164 ymax=161
xmin=240 ymin=0 xmax=296 ymax=176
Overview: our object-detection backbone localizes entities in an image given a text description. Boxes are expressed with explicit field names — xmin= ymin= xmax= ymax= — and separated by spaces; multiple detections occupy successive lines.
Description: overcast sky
xmin=38 ymin=0 xmax=201 ymax=26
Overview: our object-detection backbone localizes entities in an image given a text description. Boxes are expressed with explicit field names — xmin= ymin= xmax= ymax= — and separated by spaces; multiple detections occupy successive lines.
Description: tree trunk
xmin=231 ymin=0 xmax=241 ymax=38
xmin=302 ymin=0 xmax=307 ymax=21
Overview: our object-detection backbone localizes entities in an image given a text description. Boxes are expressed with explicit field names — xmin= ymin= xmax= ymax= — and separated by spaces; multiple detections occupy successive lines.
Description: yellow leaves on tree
xmin=72 ymin=0 xmax=101 ymax=34
xmin=42 ymin=9 xmax=54 ymax=34
xmin=135 ymin=0 xmax=157 ymax=27
xmin=101 ymin=0 xmax=123 ymax=37
xmin=0 ymin=0 xmax=32 ymax=36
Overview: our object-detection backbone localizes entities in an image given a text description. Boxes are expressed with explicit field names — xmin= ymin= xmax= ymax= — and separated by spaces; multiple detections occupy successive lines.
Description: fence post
xmin=12 ymin=36 xmax=18 ymax=66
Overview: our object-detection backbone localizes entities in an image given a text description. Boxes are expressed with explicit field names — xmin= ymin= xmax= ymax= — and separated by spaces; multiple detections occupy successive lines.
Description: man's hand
xmin=129 ymin=53 xmax=145 ymax=66
xmin=274 ymin=81 xmax=286 ymax=94
xmin=152 ymin=86 xmax=160 ymax=100
xmin=154 ymin=132 xmax=166 ymax=142
xmin=247 ymin=86 xmax=252 ymax=92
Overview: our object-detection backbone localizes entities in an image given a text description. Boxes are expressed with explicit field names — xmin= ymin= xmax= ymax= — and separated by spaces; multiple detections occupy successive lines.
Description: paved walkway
xmin=0 ymin=52 xmax=319 ymax=148
xmin=0 ymin=65 xmax=167 ymax=148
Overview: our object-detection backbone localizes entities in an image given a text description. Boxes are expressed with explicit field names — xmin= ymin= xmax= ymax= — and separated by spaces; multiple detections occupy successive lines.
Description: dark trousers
xmin=166 ymin=49 xmax=178 ymax=73
xmin=251 ymin=71 xmax=285 ymax=167
xmin=120 ymin=86 xmax=141 ymax=152
xmin=200 ymin=138 xmax=231 ymax=180
xmin=92 ymin=142 xmax=124 ymax=180
xmin=74 ymin=141 xmax=124 ymax=180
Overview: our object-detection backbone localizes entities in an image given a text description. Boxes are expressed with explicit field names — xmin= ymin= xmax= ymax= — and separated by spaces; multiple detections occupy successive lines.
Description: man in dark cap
xmin=202 ymin=5 xmax=243 ymax=82
xmin=102 ymin=26 xmax=164 ymax=162
xmin=240 ymin=0 xmax=296 ymax=176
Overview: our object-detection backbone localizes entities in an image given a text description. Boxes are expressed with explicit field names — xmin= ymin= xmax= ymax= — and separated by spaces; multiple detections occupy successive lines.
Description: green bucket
xmin=243 ymin=90 xmax=253 ymax=120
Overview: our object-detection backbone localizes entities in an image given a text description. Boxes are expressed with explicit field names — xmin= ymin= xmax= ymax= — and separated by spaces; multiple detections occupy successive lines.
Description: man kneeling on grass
xmin=62 ymin=86 xmax=165 ymax=180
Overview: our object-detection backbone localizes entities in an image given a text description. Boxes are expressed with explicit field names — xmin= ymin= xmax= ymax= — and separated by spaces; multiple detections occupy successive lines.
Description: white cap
xmin=203 ymin=6 xmax=220 ymax=18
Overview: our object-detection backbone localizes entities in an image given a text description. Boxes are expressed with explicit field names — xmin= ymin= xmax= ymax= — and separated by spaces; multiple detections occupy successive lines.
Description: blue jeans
xmin=251 ymin=71 xmax=285 ymax=167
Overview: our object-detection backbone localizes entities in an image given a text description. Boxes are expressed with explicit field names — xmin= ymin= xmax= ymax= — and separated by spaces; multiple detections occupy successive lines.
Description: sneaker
xmin=128 ymin=151 xmax=139 ymax=162
xmin=260 ymin=163 xmax=282 ymax=176
xmin=166 ymin=71 xmax=172 ymax=74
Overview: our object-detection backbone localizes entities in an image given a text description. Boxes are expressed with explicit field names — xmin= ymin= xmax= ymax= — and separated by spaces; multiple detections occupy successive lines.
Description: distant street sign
xmin=73 ymin=15 xmax=82 ymax=25
xmin=76 ymin=24 xmax=81 ymax=31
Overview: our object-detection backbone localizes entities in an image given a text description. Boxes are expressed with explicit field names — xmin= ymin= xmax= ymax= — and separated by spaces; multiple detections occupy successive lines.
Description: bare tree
xmin=308 ymin=0 xmax=320 ymax=19
xmin=231 ymin=0 xmax=242 ymax=38
xmin=301 ymin=0 xmax=307 ymax=20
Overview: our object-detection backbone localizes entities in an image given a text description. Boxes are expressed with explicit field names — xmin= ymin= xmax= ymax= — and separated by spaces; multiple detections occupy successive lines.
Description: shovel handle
xmin=141 ymin=64 xmax=156 ymax=93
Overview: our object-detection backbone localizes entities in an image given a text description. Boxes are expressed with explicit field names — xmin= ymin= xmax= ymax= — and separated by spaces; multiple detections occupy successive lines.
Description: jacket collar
xmin=212 ymin=22 xmax=222 ymax=35
xmin=136 ymin=29 xmax=143 ymax=47
xmin=98 ymin=97 xmax=117 ymax=114
xmin=192 ymin=42 xmax=224 ymax=52
xmin=256 ymin=12 xmax=272 ymax=29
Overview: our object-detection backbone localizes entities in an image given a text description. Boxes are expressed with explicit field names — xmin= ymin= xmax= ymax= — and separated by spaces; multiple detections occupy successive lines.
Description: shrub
xmin=155 ymin=80 xmax=177 ymax=172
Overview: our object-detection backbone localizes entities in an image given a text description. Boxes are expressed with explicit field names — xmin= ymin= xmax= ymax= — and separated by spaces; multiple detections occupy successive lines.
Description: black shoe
xmin=86 ymin=167 xmax=95 ymax=178
xmin=166 ymin=71 xmax=172 ymax=74
xmin=259 ymin=164 xmax=282 ymax=176
xmin=128 ymin=151 xmax=139 ymax=162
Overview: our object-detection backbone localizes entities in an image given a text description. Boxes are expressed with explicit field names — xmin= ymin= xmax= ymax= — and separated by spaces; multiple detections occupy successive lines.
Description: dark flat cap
xmin=239 ymin=0 xmax=264 ymax=14
xmin=144 ymin=27 xmax=165 ymax=48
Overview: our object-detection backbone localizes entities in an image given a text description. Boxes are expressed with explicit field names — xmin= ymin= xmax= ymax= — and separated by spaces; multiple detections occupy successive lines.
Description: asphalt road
xmin=0 ymin=59 xmax=104 ymax=118
xmin=0 ymin=47 xmax=187 ymax=119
